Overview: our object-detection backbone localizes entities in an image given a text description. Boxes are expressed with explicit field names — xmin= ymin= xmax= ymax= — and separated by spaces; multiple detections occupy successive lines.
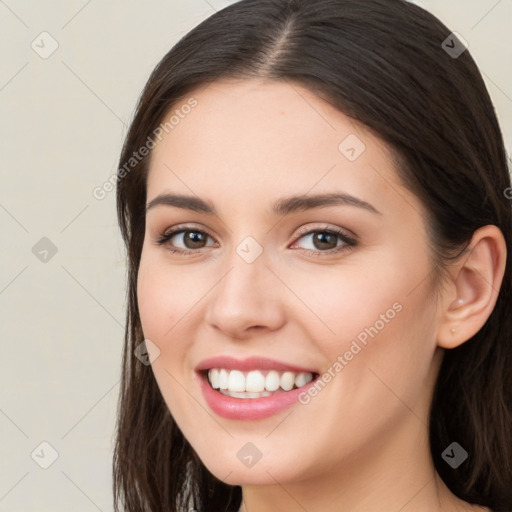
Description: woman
xmin=112 ymin=0 xmax=512 ymax=510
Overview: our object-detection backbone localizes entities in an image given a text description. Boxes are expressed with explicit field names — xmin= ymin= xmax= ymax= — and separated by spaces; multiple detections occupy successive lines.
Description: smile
xmin=195 ymin=356 xmax=321 ymax=420
xmin=207 ymin=368 xmax=316 ymax=398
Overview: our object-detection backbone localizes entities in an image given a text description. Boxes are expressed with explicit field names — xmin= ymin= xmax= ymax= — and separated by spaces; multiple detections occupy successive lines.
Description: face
xmin=137 ymin=78 xmax=445 ymax=486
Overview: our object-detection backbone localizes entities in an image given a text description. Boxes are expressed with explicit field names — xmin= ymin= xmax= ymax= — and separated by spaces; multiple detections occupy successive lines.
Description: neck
xmin=236 ymin=412 xmax=486 ymax=512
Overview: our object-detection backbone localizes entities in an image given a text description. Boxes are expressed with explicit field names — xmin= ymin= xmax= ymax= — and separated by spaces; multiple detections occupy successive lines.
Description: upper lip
xmin=195 ymin=356 xmax=319 ymax=374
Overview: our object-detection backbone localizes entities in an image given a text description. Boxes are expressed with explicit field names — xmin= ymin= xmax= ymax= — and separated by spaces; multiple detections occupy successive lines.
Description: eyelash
xmin=155 ymin=224 xmax=357 ymax=257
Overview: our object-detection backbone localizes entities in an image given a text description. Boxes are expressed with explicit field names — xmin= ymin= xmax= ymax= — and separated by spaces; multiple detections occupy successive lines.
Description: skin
xmin=137 ymin=78 xmax=505 ymax=512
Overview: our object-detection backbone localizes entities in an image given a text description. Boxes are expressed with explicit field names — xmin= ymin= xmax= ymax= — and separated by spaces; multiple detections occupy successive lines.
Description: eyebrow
xmin=145 ymin=192 xmax=381 ymax=216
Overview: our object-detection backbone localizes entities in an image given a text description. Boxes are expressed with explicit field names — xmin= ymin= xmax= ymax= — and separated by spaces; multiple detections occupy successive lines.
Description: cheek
xmin=136 ymin=253 xmax=199 ymax=419
xmin=281 ymin=263 xmax=406 ymax=345
xmin=288 ymin=270 xmax=437 ymax=462
xmin=136 ymin=251 xmax=201 ymax=342
xmin=137 ymin=258 xmax=170 ymax=341
xmin=294 ymin=256 xmax=437 ymax=390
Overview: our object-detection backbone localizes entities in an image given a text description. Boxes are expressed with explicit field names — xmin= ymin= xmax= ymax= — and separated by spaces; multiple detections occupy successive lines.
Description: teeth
xmin=207 ymin=368 xmax=314 ymax=393
xmin=219 ymin=369 xmax=229 ymax=389
xmin=209 ymin=368 xmax=220 ymax=389
xmin=280 ymin=371 xmax=295 ymax=391
xmin=219 ymin=389 xmax=273 ymax=399
xmin=294 ymin=372 xmax=310 ymax=387
xmin=246 ymin=370 xmax=266 ymax=392
xmin=265 ymin=370 xmax=280 ymax=391
xmin=228 ymin=370 xmax=245 ymax=392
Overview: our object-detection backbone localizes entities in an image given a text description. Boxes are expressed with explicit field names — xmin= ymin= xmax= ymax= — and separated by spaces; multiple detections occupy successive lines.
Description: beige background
xmin=0 ymin=1 xmax=510 ymax=510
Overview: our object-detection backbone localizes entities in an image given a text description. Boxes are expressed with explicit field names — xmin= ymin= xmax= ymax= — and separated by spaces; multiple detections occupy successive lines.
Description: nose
xmin=204 ymin=251 xmax=286 ymax=340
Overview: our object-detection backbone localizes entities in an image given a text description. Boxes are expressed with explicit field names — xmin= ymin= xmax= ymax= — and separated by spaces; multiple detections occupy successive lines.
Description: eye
xmin=290 ymin=226 xmax=357 ymax=256
xmin=155 ymin=224 xmax=357 ymax=256
xmin=155 ymin=226 xmax=216 ymax=254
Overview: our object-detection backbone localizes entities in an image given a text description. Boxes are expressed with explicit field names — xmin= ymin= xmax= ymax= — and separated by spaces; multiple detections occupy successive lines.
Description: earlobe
xmin=437 ymin=225 xmax=507 ymax=349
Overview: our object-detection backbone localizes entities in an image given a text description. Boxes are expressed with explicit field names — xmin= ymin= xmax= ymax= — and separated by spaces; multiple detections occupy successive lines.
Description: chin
xmin=196 ymin=446 xmax=306 ymax=487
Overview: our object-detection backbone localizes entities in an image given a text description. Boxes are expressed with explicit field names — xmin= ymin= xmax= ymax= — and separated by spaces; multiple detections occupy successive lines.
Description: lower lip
xmin=197 ymin=372 xmax=319 ymax=420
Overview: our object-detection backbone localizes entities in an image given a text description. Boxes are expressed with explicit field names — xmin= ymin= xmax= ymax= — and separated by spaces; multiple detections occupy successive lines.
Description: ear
xmin=437 ymin=225 xmax=507 ymax=349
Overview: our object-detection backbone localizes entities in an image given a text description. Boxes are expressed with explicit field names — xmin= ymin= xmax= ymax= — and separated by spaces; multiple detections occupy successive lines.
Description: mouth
xmin=200 ymin=368 xmax=320 ymax=399
xmin=195 ymin=355 xmax=321 ymax=419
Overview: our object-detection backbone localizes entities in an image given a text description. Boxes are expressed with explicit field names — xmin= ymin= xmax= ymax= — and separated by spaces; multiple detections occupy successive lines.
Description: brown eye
xmin=292 ymin=228 xmax=356 ymax=254
xmin=180 ymin=231 xmax=209 ymax=249
xmin=156 ymin=228 xmax=216 ymax=253
xmin=310 ymin=232 xmax=339 ymax=251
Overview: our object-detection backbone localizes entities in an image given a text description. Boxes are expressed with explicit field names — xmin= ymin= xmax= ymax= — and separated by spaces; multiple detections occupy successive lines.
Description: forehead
xmin=146 ymin=78 xmax=420 ymax=220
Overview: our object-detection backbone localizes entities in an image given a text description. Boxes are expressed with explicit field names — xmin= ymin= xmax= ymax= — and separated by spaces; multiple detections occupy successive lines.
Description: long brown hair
xmin=113 ymin=1 xmax=512 ymax=510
